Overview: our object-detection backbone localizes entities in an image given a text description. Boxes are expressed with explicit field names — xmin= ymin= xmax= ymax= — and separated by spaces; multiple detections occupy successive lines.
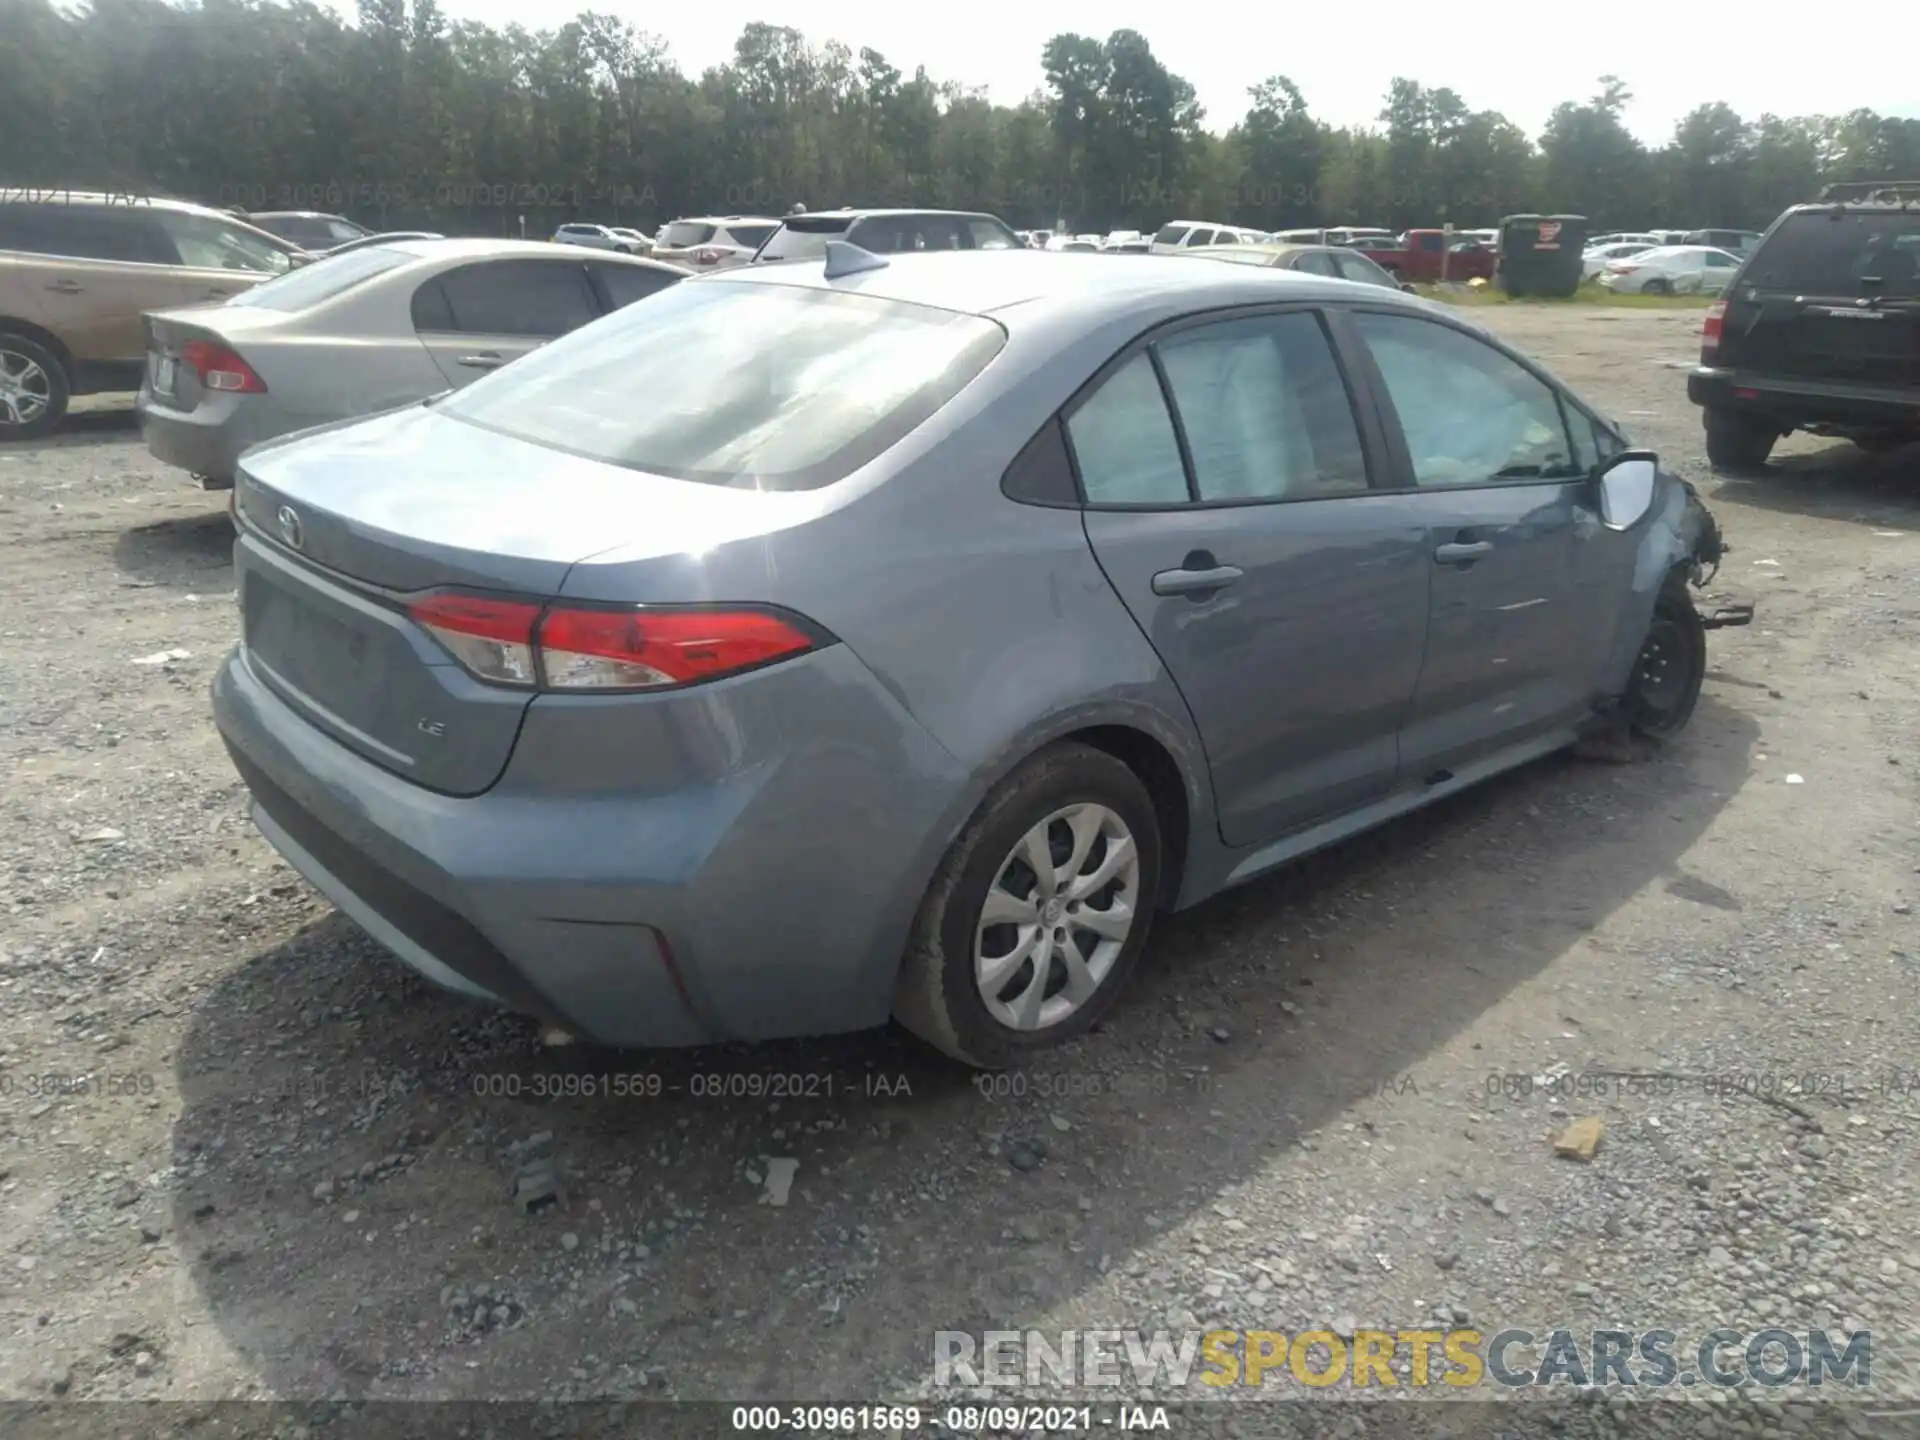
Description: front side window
xmin=437 ymin=282 xmax=1006 ymax=491
xmin=1065 ymin=354 xmax=1189 ymax=505
xmin=1354 ymin=311 xmax=1580 ymax=487
xmin=1332 ymin=251 xmax=1396 ymax=288
xmin=1156 ymin=312 xmax=1368 ymax=501
xmin=150 ymin=211 xmax=292 ymax=273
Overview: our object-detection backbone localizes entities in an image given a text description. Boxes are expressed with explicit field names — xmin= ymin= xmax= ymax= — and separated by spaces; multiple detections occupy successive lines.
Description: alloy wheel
xmin=974 ymin=802 xmax=1140 ymax=1032
xmin=0 ymin=348 xmax=52 ymax=429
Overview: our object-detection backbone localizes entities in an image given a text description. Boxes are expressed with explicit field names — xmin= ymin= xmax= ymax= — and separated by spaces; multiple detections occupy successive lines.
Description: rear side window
xmin=1157 ymin=312 xmax=1369 ymax=501
xmin=427 ymin=260 xmax=598 ymax=336
xmin=0 ymin=205 xmax=169 ymax=264
xmin=1184 ymin=229 xmax=1216 ymax=247
xmin=659 ymin=221 xmax=718 ymax=248
xmin=589 ymin=261 xmax=680 ymax=310
xmin=226 ymin=245 xmax=413 ymax=310
xmin=1293 ymin=251 xmax=1339 ymax=277
xmin=1746 ymin=212 xmax=1920 ymax=297
xmin=436 ymin=283 xmax=1006 ymax=490
xmin=1065 ymin=354 xmax=1189 ymax=505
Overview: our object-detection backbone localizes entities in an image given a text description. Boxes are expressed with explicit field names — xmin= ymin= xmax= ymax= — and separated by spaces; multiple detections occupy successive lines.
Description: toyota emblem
xmin=276 ymin=504 xmax=304 ymax=550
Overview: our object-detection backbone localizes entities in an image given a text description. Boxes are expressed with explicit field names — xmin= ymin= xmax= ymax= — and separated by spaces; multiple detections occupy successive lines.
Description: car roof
xmin=705 ymin=248 xmax=1419 ymax=326
xmin=249 ymin=210 xmax=352 ymax=222
xmin=665 ymin=215 xmax=779 ymax=226
xmin=783 ymin=209 xmax=1001 ymax=222
xmin=380 ymin=237 xmax=668 ymax=263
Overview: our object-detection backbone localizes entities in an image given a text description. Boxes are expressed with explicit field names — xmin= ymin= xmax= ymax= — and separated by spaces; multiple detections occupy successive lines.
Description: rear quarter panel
xmin=557 ymin=305 xmax=1222 ymax=905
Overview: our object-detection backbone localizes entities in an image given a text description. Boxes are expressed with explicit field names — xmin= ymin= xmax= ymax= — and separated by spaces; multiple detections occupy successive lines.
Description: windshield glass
xmin=723 ymin=224 xmax=778 ymax=249
xmin=437 ymin=281 xmax=1007 ymax=491
xmin=225 ymin=245 xmax=412 ymax=310
xmin=1746 ymin=212 xmax=1920 ymax=297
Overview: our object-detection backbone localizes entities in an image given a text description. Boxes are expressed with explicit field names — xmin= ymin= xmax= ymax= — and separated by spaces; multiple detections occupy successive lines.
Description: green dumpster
xmin=1496 ymin=214 xmax=1590 ymax=298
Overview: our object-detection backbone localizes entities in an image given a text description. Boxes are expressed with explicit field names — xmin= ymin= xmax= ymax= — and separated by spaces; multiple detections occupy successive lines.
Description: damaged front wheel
xmin=1627 ymin=586 xmax=1707 ymax=738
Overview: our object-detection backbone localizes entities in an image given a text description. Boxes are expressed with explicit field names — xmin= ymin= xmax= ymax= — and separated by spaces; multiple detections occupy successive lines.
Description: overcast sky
xmin=369 ymin=0 xmax=1919 ymax=144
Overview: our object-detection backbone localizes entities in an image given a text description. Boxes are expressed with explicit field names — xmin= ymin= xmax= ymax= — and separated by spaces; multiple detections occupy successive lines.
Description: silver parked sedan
xmin=212 ymin=247 xmax=1747 ymax=1068
xmin=138 ymin=239 xmax=685 ymax=487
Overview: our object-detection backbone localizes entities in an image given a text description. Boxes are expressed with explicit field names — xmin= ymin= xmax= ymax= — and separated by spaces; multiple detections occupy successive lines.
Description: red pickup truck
xmin=1348 ymin=230 xmax=1497 ymax=283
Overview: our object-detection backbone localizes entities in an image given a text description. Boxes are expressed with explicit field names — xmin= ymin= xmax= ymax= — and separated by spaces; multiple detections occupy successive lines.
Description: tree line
xmin=4 ymin=0 xmax=1918 ymax=237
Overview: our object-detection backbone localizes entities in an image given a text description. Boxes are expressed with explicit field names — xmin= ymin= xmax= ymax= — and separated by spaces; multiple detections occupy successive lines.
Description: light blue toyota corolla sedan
xmin=212 ymin=245 xmax=1747 ymax=1067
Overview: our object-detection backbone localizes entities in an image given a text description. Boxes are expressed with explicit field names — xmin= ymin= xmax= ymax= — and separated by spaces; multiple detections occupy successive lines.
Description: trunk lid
xmin=1720 ymin=210 xmax=1919 ymax=386
xmin=232 ymin=404 xmax=797 ymax=795
xmin=144 ymin=306 xmax=286 ymax=411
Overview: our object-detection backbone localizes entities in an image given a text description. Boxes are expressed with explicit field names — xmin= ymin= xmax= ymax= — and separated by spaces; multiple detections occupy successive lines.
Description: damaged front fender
xmin=1599 ymin=472 xmax=1750 ymax=702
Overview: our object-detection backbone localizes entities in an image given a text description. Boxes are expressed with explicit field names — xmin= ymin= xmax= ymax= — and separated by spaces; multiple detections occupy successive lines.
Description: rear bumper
xmin=138 ymin=385 xmax=296 ymax=484
xmin=1689 ymin=367 xmax=1920 ymax=432
xmin=210 ymin=640 xmax=971 ymax=1049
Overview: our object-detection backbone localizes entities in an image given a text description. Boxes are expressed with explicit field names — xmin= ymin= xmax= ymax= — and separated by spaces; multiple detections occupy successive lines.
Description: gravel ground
xmin=4 ymin=311 xmax=1920 ymax=1434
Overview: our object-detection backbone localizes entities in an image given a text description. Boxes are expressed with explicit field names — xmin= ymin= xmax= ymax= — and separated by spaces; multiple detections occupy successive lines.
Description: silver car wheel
xmin=0 ymin=349 xmax=51 ymax=428
xmin=974 ymin=802 xmax=1140 ymax=1032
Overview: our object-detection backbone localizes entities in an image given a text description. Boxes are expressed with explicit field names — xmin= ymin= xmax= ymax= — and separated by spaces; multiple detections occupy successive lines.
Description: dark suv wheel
xmin=1704 ymin=408 xmax=1776 ymax=473
xmin=0 ymin=333 xmax=70 ymax=442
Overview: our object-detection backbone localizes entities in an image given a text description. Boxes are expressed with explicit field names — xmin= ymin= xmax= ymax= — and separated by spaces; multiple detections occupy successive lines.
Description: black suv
xmin=750 ymin=209 xmax=1020 ymax=263
xmin=1689 ymin=181 xmax=1919 ymax=471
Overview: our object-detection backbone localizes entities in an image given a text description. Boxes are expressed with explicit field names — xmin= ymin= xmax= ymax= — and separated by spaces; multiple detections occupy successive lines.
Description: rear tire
xmin=1641 ymin=278 xmax=1671 ymax=295
xmin=1704 ymin=407 xmax=1776 ymax=473
xmin=894 ymin=743 xmax=1163 ymax=1069
xmin=1626 ymin=584 xmax=1706 ymax=739
xmin=0 ymin=333 xmax=70 ymax=441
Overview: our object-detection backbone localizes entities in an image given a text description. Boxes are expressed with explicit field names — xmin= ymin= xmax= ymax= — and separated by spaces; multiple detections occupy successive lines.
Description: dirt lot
xmin=4 ymin=306 xmax=1920 ymax=1428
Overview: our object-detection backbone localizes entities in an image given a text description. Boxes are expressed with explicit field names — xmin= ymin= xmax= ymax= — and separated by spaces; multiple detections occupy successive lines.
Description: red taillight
xmin=537 ymin=607 xmax=818 ymax=690
xmin=1701 ymin=299 xmax=1726 ymax=357
xmin=408 ymin=595 xmax=819 ymax=692
xmin=407 ymin=594 xmax=541 ymax=687
xmin=181 ymin=338 xmax=266 ymax=394
xmin=692 ymin=247 xmax=724 ymax=266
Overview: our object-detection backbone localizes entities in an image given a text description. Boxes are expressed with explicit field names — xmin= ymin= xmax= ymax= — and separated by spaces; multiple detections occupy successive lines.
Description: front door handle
xmin=1433 ymin=540 xmax=1493 ymax=565
xmin=45 ymin=280 xmax=83 ymax=294
xmin=1151 ymin=563 xmax=1244 ymax=596
xmin=455 ymin=352 xmax=506 ymax=369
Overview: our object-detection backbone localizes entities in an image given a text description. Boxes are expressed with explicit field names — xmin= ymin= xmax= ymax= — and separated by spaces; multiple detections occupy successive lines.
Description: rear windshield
xmin=1745 ymin=212 xmax=1920 ymax=297
xmin=223 ymin=245 xmax=412 ymax=310
xmin=722 ymin=223 xmax=777 ymax=249
xmin=437 ymin=281 xmax=1007 ymax=491
xmin=659 ymin=221 xmax=717 ymax=248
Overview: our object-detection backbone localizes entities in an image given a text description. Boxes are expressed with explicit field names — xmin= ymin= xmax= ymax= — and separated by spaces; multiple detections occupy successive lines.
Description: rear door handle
xmin=45 ymin=280 xmax=83 ymax=294
xmin=1151 ymin=564 xmax=1244 ymax=596
xmin=1433 ymin=541 xmax=1493 ymax=565
xmin=455 ymin=353 xmax=505 ymax=369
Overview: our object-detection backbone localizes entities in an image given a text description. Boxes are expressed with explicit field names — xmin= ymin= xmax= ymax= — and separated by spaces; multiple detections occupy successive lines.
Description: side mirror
xmin=1597 ymin=450 xmax=1658 ymax=530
